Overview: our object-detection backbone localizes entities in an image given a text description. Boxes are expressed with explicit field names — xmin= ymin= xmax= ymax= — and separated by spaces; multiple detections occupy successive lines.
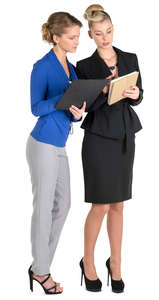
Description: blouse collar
xmin=49 ymin=49 xmax=78 ymax=81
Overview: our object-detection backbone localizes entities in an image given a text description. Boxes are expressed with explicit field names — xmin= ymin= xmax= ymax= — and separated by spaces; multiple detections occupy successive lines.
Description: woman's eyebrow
xmin=67 ymin=34 xmax=80 ymax=36
xmin=94 ymin=27 xmax=112 ymax=33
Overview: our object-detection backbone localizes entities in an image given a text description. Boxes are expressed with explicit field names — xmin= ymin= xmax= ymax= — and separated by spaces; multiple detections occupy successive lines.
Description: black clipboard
xmin=55 ymin=79 xmax=108 ymax=110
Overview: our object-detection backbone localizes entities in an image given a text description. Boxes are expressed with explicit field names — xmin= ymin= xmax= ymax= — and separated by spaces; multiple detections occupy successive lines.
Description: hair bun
xmin=83 ymin=4 xmax=105 ymax=21
xmin=41 ymin=22 xmax=52 ymax=43
xmin=83 ymin=4 xmax=105 ymax=22
xmin=42 ymin=22 xmax=49 ymax=31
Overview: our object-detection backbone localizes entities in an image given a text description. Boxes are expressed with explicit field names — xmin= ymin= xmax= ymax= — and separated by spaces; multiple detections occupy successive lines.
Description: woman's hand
xmin=123 ymin=85 xmax=139 ymax=100
xmin=69 ymin=101 xmax=86 ymax=120
xmin=103 ymin=84 xmax=109 ymax=94
xmin=102 ymin=74 xmax=114 ymax=94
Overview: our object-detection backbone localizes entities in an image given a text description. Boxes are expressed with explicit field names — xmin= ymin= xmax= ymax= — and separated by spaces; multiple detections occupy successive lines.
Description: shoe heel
xmin=30 ymin=276 xmax=33 ymax=292
xmin=107 ymin=270 xmax=110 ymax=286
xmin=81 ymin=270 xmax=84 ymax=286
xmin=28 ymin=267 xmax=33 ymax=292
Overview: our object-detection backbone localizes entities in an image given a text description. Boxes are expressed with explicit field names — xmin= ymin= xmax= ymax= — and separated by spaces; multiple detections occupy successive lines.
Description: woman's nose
xmin=103 ymin=35 xmax=107 ymax=41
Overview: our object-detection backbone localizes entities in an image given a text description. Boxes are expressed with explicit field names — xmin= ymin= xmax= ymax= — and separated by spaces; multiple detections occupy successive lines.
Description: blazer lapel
xmin=113 ymin=46 xmax=129 ymax=77
xmin=90 ymin=50 xmax=112 ymax=78
xmin=90 ymin=47 xmax=129 ymax=78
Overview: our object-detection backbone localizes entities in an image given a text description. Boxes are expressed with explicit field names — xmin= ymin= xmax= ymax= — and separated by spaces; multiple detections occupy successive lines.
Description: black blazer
xmin=76 ymin=46 xmax=143 ymax=139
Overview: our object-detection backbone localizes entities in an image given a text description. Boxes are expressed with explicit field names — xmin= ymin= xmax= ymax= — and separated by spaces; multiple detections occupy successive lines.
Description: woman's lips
xmin=103 ymin=42 xmax=110 ymax=46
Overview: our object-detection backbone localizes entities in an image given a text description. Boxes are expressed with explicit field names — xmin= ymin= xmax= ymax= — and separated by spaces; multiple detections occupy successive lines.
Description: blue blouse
xmin=30 ymin=49 xmax=79 ymax=147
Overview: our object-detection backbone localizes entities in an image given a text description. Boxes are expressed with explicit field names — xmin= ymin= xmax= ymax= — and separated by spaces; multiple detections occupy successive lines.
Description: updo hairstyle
xmin=42 ymin=12 xmax=82 ymax=45
xmin=83 ymin=4 xmax=112 ymax=29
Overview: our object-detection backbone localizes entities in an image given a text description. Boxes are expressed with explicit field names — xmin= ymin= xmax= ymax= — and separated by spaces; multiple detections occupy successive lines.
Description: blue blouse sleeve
xmin=72 ymin=115 xmax=82 ymax=122
xmin=65 ymin=110 xmax=82 ymax=122
xmin=30 ymin=62 xmax=63 ymax=117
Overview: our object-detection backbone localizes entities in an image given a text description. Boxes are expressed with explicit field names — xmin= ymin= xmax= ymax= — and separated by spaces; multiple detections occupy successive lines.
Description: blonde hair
xmin=41 ymin=12 xmax=82 ymax=45
xmin=83 ymin=4 xmax=112 ymax=29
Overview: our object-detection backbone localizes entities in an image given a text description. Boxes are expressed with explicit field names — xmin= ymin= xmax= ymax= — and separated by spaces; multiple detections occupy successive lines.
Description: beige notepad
xmin=108 ymin=71 xmax=139 ymax=105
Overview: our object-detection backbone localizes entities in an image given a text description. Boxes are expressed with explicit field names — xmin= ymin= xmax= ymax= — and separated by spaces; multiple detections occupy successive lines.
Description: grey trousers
xmin=26 ymin=135 xmax=71 ymax=275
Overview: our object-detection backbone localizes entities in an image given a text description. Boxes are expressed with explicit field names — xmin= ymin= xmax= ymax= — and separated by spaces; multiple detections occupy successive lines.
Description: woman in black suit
xmin=70 ymin=4 xmax=143 ymax=293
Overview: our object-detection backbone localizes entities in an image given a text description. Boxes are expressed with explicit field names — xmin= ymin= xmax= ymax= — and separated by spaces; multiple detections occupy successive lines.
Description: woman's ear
xmin=53 ymin=34 xmax=59 ymax=44
xmin=88 ymin=30 xmax=93 ymax=39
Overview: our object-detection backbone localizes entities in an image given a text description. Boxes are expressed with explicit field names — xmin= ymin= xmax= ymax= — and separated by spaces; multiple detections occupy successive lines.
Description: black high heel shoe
xmin=106 ymin=258 xmax=125 ymax=293
xmin=28 ymin=265 xmax=63 ymax=294
xmin=79 ymin=258 xmax=102 ymax=292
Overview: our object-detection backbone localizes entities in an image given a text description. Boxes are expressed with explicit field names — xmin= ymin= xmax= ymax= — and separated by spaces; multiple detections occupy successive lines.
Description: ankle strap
xmin=41 ymin=274 xmax=51 ymax=285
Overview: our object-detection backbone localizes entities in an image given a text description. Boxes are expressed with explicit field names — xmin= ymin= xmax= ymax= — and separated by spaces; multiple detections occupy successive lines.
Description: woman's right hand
xmin=69 ymin=101 xmax=86 ymax=120
xmin=103 ymin=84 xmax=109 ymax=94
xmin=103 ymin=74 xmax=114 ymax=94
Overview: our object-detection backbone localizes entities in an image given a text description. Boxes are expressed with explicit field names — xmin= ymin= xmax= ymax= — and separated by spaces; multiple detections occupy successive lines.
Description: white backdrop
xmin=0 ymin=0 xmax=159 ymax=299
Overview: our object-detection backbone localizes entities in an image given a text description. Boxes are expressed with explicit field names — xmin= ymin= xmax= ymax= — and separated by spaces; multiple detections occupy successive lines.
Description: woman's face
xmin=53 ymin=25 xmax=80 ymax=53
xmin=89 ymin=19 xmax=114 ymax=50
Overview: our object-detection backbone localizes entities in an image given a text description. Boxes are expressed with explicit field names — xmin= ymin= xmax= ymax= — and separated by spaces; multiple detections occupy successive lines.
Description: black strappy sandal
xmin=28 ymin=265 xmax=63 ymax=294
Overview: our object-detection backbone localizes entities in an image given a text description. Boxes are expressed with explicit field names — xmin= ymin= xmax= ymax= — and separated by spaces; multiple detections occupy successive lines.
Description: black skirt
xmin=82 ymin=130 xmax=135 ymax=204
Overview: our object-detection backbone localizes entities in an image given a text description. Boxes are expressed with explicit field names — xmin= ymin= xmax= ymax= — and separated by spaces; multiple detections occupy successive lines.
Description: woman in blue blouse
xmin=26 ymin=12 xmax=85 ymax=295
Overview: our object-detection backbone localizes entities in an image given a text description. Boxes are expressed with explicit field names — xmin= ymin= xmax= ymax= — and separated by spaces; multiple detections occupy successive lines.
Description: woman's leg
xmin=107 ymin=201 xmax=124 ymax=280
xmin=83 ymin=204 xmax=110 ymax=279
xmin=48 ymin=149 xmax=71 ymax=265
xmin=26 ymin=136 xmax=58 ymax=275
xmin=26 ymin=136 xmax=63 ymax=292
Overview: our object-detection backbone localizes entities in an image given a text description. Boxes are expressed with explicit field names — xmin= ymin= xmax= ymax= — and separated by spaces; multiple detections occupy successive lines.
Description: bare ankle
xmin=83 ymin=257 xmax=94 ymax=266
xmin=110 ymin=257 xmax=121 ymax=265
xmin=33 ymin=273 xmax=48 ymax=279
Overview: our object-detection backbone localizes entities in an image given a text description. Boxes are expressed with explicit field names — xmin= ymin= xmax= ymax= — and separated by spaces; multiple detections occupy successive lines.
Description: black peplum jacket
xmin=75 ymin=46 xmax=143 ymax=141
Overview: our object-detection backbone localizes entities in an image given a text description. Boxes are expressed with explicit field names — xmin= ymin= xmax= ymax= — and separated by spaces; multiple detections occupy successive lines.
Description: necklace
xmin=102 ymin=53 xmax=118 ymax=70
xmin=101 ymin=52 xmax=118 ymax=71
xmin=108 ymin=64 xmax=118 ymax=70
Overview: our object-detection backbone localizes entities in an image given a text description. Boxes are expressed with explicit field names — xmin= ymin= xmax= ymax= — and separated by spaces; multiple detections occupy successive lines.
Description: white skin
xmin=89 ymin=19 xmax=140 ymax=98
xmin=53 ymin=25 xmax=86 ymax=118
xmin=32 ymin=25 xmax=86 ymax=294
xmin=82 ymin=19 xmax=138 ymax=282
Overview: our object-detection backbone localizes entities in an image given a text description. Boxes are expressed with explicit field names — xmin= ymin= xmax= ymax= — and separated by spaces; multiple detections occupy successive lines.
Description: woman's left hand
xmin=69 ymin=101 xmax=86 ymax=120
xmin=123 ymin=85 xmax=140 ymax=100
